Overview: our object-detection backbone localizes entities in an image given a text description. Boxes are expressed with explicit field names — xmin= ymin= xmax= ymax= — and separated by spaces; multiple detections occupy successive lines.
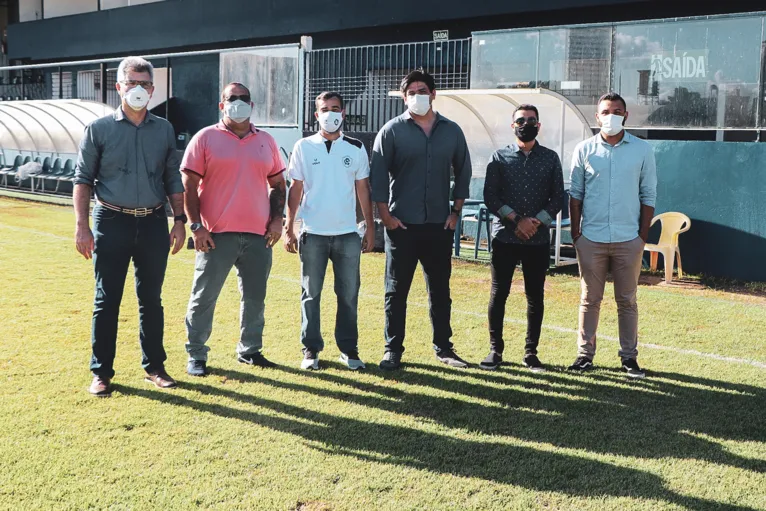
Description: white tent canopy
xmin=431 ymin=88 xmax=592 ymax=182
xmin=0 ymin=100 xmax=114 ymax=166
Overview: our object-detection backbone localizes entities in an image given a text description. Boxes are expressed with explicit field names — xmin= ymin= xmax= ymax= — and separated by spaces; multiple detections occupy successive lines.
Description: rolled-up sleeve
xmin=639 ymin=145 xmax=657 ymax=208
xmin=74 ymin=124 xmax=100 ymax=187
xmin=568 ymin=144 xmax=586 ymax=202
xmin=163 ymin=124 xmax=184 ymax=195
xmin=370 ymin=126 xmax=392 ymax=204
xmin=451 ymin=127 xmax=472 ymax=200
xmin=537 ymin=154 xmax=565 ymax=226
xmin=483 ymin=152 xmax=511 ymax=219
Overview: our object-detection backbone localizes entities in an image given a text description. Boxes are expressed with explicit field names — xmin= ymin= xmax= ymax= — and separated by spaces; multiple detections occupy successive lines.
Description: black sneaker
xmin=568 ymin=356 xmax=594 ymax=371
xmin=523 ymin=354 xmax=546 ymax=373
xmin=479 ymin=351 xmax=502 ymax=371
xmin=301 ymin=349 xmax=319 ymax=370
xmin=379 ymin=351 xmax=402 ymax=371
xmin=621 ymin=358 xmax=646 ymax=379
xmin=436 ymin=349 xmax=469 ymax=369
xmin=237 ymin=351 xmax=277 ymax=368
xmin=186 ymin=359 xmax=207 ymax=377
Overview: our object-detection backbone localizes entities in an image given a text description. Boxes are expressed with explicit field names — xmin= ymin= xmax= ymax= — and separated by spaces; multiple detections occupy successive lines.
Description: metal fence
xmin=0 ymin=64 xmax=147 ymax=110
xmin=304 ymin=38 xmax=472 ymax=132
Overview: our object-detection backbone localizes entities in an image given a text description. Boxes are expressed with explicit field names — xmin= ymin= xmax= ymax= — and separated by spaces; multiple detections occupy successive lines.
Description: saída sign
xmin=650 ymin=50 xmax=708 ymax=82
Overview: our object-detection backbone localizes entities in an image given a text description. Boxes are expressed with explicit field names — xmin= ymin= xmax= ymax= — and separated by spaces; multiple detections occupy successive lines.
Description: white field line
xmin=2 ymin=223 xmax=765 ymax=370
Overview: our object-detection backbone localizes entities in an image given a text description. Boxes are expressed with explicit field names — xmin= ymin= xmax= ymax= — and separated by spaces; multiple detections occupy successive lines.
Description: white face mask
xmin=599 ymin=114 xmax=625 ymax=137
xmin=318 ymin=111 xmax=343 ymax=133
xmin=224 ymin=100 xmax=252 ymax=123
xmin=407 ymin=94 xmax=431 ymax=116
xmin=124 ymin=85 xmax=150 ymax=111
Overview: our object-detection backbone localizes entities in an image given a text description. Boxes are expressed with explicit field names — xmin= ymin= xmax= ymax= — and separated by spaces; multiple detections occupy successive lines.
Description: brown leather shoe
xmin=145 ymin=369 xmax=177 ymax=389
xmin=89 ymin=375 xmax=111 ymax=397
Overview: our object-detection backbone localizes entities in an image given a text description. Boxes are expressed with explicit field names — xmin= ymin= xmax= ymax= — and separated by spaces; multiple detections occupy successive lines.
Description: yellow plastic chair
xmin=644 ymin=212 xmax=691 ymax=284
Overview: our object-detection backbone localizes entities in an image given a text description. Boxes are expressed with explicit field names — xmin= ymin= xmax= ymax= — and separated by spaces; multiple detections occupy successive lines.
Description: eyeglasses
xmin=513 ymin=117 xmax=538 ymax=127
xmin=225 ymin=94 xmax=251 ymax=103
xmin=120 ymin=80 xmax=153 ymax=88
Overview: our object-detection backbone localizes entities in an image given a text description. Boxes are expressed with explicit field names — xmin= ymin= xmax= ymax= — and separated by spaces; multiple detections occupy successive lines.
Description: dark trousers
xmin=384 ymin=223 xmax=454 ymax=354
xmin=488 ymin=239 xmax=550 ymax=356
xmin=90 ymin=204 xmax=170 ymax=378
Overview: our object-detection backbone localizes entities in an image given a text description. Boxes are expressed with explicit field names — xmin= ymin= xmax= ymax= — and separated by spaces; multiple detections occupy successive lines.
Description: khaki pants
xmin=575 ymin=236 xmax=644 ymax=360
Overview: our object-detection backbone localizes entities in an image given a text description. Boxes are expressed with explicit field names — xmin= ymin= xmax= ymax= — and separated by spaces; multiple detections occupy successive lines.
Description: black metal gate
xmin=303 ymin=39 xmax=471 ymax=133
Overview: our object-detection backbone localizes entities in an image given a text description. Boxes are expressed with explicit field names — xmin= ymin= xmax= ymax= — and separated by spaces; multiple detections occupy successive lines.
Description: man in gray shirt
xmin=74 ymin=56 xmax=186 ymax=397
xmin=371 ymin=69 xmax=472 ymax=371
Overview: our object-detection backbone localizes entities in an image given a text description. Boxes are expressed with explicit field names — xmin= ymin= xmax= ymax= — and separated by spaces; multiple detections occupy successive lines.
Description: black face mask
xmin=515 ymin=125 xmax=539 ymax=143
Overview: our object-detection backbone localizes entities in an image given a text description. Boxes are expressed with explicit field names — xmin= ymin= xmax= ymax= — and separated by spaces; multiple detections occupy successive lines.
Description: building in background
xmin=0 ymin=0 xmax=765 ymax=280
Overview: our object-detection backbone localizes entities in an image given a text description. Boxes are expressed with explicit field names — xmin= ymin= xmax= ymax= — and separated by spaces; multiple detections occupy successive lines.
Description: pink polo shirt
xmin=181 ymin=122 xmax=284 ymax=235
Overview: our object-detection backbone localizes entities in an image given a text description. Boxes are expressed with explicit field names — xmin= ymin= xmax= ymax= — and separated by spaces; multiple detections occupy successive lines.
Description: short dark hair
xmin=315 ymin=91 xmax=344 ymax=110
xmin=400 ymin=69 xmax=436 ymax=95
xmin=513 ymin=104 xmax=539 ymax=120
xmin=221 ymin=82 xmax=251 ymax=102
xmin=598 ymin=92 xmax=627 ymax=110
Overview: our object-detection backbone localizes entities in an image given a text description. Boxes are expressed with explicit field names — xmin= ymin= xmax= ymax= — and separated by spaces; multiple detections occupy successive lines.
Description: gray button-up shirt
xmin=74 ymin=109 xmax=184 ymax=208
xmin=371 ymin=111 xmax=472 ymax=224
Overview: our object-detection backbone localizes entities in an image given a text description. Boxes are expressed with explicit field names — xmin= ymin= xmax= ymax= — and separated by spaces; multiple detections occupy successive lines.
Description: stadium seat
xmin=57 ymin=159 xmax=76 ymax=194
xmin=45 ymin=158 xmax=65 ymax=192
xmin=16 ymin=156 xmax=35 ymax=189
xmin=0 ymin=155 xmax=23 ymax=187
xmin=31 ymin=157 xmax=53 ymax=192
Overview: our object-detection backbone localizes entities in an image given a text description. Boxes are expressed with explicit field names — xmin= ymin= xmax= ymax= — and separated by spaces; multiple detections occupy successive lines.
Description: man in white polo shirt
xmin=284 ymin=91 xmax=375 ymax=370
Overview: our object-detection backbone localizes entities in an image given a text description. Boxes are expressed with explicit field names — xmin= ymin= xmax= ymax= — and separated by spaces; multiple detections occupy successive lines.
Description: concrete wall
xmin=648 ymin=140 xmax=766 ymax=281
xmin=12 ymin=0 xmax=760 ymax=62
xmin=465 ymin=140 xmax=766 ymax=281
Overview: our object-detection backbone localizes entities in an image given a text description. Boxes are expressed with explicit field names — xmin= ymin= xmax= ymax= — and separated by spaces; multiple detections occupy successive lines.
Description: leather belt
xmin=98 ymin=200 xmax=163 ymax=217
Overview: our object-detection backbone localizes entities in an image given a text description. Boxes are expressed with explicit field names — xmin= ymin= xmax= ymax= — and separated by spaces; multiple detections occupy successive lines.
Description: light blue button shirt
xmin=569 ymin=131 xmax=657 ymax=243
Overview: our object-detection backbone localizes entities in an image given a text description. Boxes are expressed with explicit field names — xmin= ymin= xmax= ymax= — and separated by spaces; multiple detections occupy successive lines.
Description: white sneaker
xmin=339 ymin=352 xmax=366 ymax=370
xmin=301 ymin=349 xmax=319 ymax=370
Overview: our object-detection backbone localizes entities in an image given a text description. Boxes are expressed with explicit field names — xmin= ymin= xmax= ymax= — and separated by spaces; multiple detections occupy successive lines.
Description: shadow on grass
xmin=211 ymin=362 xmax=766 ymax=476
xmin=116 ymin=361 xmax=765 ymax=509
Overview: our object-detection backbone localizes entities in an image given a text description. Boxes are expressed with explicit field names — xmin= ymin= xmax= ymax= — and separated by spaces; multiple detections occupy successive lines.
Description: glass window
xmin=101 ymin=0 xmax=166 ymax=9
xmin=220 ymin=46 xmax=299 ymax=127
xmin=613 ymin=16 xmax=764 ymax=128
xmin=538 ymin=27 xmax=612 ymax=121
xmin=471 ymin=31 xmax=539 ymax=89
xmin=43 ymin=0 xmax=97 ymax=19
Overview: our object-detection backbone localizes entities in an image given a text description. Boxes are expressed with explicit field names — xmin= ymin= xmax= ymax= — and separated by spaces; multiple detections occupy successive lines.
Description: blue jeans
xmin=185 ymin=232 xmax=272 ymax=361
xmin=299 ymin=232 xmax=361 ymax=354
xmin=90 ymin=204 xmax=170 ymax=378
xmin=384 ymin=223 xmax=454 ymax=354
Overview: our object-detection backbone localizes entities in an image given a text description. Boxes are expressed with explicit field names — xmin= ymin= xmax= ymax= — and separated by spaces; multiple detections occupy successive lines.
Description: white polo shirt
xmin=287 ymin=133 xmax=370 ymax=235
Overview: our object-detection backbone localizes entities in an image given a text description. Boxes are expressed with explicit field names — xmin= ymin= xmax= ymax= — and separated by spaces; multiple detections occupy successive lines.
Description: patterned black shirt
xmin=483 ymin=142 xmax=565 ymax=245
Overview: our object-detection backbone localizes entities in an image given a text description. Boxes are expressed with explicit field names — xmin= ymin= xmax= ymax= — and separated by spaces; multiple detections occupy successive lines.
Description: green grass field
xmin=1 ymin=196 xmax=765 ymax=510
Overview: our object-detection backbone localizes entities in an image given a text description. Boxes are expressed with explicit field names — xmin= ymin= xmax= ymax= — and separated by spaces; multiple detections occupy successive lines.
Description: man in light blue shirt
xmin=567 ymin=92 xmax=657 ymax=379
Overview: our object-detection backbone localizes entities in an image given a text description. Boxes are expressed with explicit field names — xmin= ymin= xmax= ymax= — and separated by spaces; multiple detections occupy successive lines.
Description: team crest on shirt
xmin=342 ymin=156 xmax=352 ymax=168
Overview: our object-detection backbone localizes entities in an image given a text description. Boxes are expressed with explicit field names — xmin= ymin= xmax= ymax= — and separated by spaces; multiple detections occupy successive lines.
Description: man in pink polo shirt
xmin=181 ymin=82 xmax=286 ymax=376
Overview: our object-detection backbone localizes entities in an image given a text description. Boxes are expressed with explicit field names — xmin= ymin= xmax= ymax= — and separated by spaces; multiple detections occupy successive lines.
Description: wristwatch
xmin=174 ymin=214 xmax=188 ymax=224
xmin=190 ymin=222 xmax=203 ymax=232
xmin=450 ymin=206 xmax=462 ymax=214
